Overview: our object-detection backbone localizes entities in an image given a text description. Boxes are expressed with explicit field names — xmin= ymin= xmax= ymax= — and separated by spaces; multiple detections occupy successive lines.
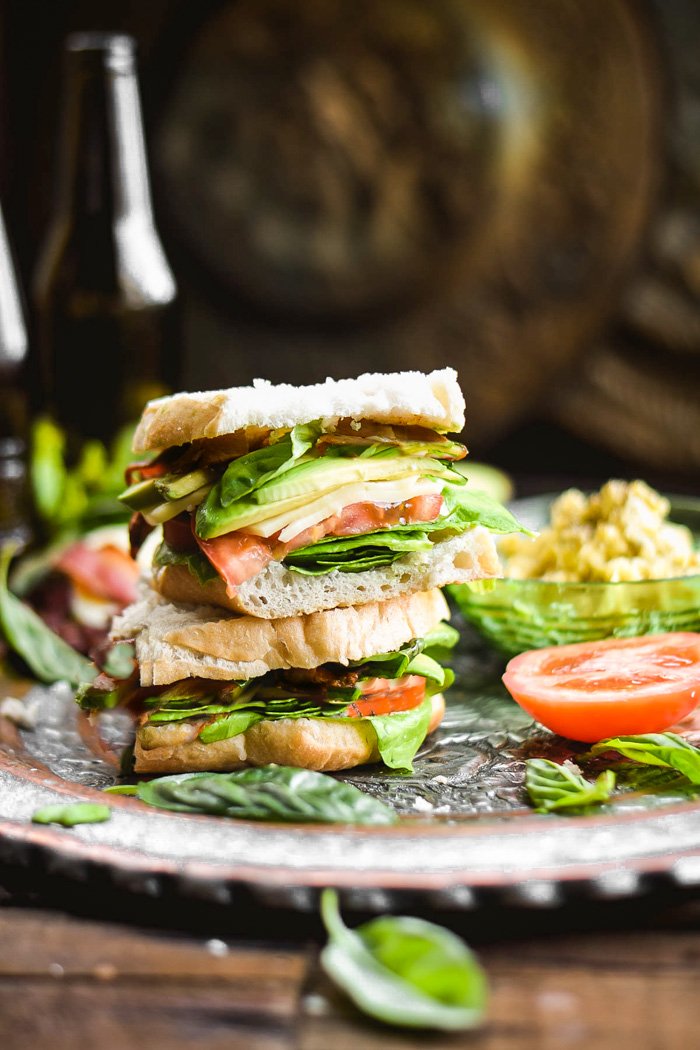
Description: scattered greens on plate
xmin=107 ymin=765 xmax=397 ymax=826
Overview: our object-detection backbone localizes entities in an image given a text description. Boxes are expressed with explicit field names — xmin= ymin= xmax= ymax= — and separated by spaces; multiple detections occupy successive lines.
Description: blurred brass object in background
xmin=155 ymin=0 xmax=660 ymax=448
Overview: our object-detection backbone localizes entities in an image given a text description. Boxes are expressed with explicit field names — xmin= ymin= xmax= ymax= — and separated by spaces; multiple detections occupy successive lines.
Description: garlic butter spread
xmin=501 ymin=480 xmax=700 ymax=582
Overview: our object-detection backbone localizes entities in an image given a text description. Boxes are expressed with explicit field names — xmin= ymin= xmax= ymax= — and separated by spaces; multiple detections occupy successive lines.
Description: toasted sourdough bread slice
xmin=133 ymin=693 xmax=444 ymax=774
xmin=111 ymin=586 xmax=450 ymax=686
xmin=154 ymin=528 xmax=499 ymax=619
xmin=133 ymin=368 xmax=465 ymax=452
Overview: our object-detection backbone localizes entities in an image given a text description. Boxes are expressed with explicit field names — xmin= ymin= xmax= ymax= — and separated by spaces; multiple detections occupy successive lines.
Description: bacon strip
xmin=55 ymin=543 xmax=139 ymax=605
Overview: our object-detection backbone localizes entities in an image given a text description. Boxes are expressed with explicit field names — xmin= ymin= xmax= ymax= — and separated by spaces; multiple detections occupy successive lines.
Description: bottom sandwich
xmin=79 ymin=588 xmax=457 ymax=774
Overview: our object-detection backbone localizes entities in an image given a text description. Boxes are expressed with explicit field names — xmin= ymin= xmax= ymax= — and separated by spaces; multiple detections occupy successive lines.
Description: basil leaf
xmin=320 ymin=889 xmax=487 ymax=1031
xmin=153 ymin=541 xmax=219 ymax=585
xmin=102 ymin=784 xmax=138 ymax=796
xmin=198 ymin=709 xmax=262 ymax=743
xmin=367 ymin=696 xmax=433 ymax=772
xmin=0 ymin=546 xmax=94 ymax=686
xmin=136 ymin=766 xmax=397 ymax=825
xmin=525 ymin=759 xmax=616 ymax=813
xmin=31 ymin=803 xmax=111 ymax=826
xmin=587 ymin=734 xmax=700 ymax=784
xmin=615 ymin=764 xmax=700 ymax=798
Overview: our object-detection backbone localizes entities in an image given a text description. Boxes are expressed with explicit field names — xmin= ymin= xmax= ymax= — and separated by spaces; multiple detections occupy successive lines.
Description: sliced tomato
xmin=345 ymin=675 xmax=426 ymax=718
xmin=502 ymin=633 xmax=700 ymax=742
xmin=278 ymin=493 xmax=444 ymax=554
xmin=195 ymin=531 xmax=275 ymax=593
xmin=55 ymin=542 xmax=139 ymax=605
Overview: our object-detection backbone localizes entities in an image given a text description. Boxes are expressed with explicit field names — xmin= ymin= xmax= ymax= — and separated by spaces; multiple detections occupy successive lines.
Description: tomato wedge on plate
xmin=502 ymin=633 xmax=700 ymax=742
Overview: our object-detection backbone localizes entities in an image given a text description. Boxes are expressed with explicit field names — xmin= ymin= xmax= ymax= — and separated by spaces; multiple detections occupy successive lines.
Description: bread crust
xmin=133 ymin=693 xmax=445 ymax=774
xmin=111 ymin=587 xmax=450 ymax=686
xmin=132 ymin=369 xmax=465 ymax=452
xmin=152 ymin=528 xmax=500 ymax=620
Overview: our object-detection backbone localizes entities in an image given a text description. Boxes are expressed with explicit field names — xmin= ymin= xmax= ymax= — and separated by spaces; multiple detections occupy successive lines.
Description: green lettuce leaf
xmin=367 ymin=696 xmax=433 ymax=771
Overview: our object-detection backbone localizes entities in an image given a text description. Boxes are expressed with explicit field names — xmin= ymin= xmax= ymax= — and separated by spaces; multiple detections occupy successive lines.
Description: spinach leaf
xmin=347 ymin=622 xmax=458 ymax=692
xmin=586 ymin=734 xmax=700 ymax=784
xmin=197 ymin=421 xmax=322 ymax=539
xmin=153 ymin=541 xmax=219 ymax=585
xmin=525 ymin=759 xmax=616 ymax=813
xmin=0 ymin=546 xmax=94 ymax=686
xmin=198 ymin=709 xmax=262 ymax=743
xmin=320 ymin=889 xmax=487 ymax=1031
xmin=615 ymin=764 xmax=700 ymax=798
xmin=32 ymin=803 xmax=111 ymax=826
xmin=285 ymin=529 xmax=432 ymax=574
xmin=136 ymin=766 xmax=397 ymax=825
xmin=367 ymin=696 xmax=433 ymax=771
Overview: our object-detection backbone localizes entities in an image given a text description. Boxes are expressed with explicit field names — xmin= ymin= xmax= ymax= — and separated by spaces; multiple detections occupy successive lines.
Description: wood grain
xmin=1 ymin=901 xmax=699 ymax=1050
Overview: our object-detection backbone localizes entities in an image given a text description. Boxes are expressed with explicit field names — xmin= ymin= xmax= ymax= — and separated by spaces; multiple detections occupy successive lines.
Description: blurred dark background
xmin=1 ymin=0 xmax=699 ymax=486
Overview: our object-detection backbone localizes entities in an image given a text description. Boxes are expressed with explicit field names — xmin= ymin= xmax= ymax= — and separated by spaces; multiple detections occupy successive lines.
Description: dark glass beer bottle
xmin=32 ymin=33 xmax=179 ymax=444
xmin=0 ymin=202 xmax=31 ymax=547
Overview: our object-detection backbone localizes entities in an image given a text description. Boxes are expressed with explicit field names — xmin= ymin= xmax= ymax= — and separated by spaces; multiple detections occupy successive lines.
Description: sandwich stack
xmin=80 ymin=369 xmax=522 ymax=774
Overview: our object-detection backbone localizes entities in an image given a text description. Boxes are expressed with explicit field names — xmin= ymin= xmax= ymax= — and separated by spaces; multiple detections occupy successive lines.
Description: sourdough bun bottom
xmin=134 ymin=693 xmax=445 ymax=774
xmin=152 ymin=528 xmax=500 ymax=620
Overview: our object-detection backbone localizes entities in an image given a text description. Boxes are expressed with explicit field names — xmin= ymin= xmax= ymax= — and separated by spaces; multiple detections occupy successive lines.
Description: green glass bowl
xmin=449 ymin=494 xmax=700 ymax=655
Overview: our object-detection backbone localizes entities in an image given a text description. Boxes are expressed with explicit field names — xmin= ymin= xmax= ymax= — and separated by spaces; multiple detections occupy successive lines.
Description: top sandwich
xmin=121 ymin=369 xmax=524 ymax=619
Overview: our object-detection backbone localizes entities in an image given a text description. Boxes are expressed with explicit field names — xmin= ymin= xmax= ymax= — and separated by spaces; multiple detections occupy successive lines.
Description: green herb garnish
xmin=319 ymin=889 xmax=487 ymax=1030
xmin=135 ymin=766 xmax=397 ymax=825
xmin=525 ymin=759 xmax=616 ymax=813
xmin=31 ymin=803 xmax=111 ymax=826
xmin=586 ymin=734 xmax=700 ymax=783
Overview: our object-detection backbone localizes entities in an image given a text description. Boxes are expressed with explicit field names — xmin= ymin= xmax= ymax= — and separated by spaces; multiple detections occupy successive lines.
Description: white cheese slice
xmin=244 ymin=477 xmax=443 ymax=542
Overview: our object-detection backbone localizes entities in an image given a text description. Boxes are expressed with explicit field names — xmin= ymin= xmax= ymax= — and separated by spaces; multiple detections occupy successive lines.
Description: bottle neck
xmin=54 ymin=40 xmax=154 ymax=225
xmin=0 ymin=205 xmax=27 ymax=371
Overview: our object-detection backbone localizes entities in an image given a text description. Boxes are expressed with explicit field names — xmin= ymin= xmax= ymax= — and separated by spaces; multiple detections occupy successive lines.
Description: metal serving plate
xmin=3 ymin=621 xmax=700 ymax=911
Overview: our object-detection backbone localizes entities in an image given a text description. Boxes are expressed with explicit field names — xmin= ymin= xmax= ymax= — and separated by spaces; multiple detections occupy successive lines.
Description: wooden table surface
xmin=1 ymin=873 xmax=699 ymax=1050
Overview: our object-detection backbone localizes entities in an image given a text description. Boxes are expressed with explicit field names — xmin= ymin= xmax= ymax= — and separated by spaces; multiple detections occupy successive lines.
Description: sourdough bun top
xmin=132 ymin=368 xmax=465 ymax=452
xmin=111 ymin=586 xmax=450 ymax=686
